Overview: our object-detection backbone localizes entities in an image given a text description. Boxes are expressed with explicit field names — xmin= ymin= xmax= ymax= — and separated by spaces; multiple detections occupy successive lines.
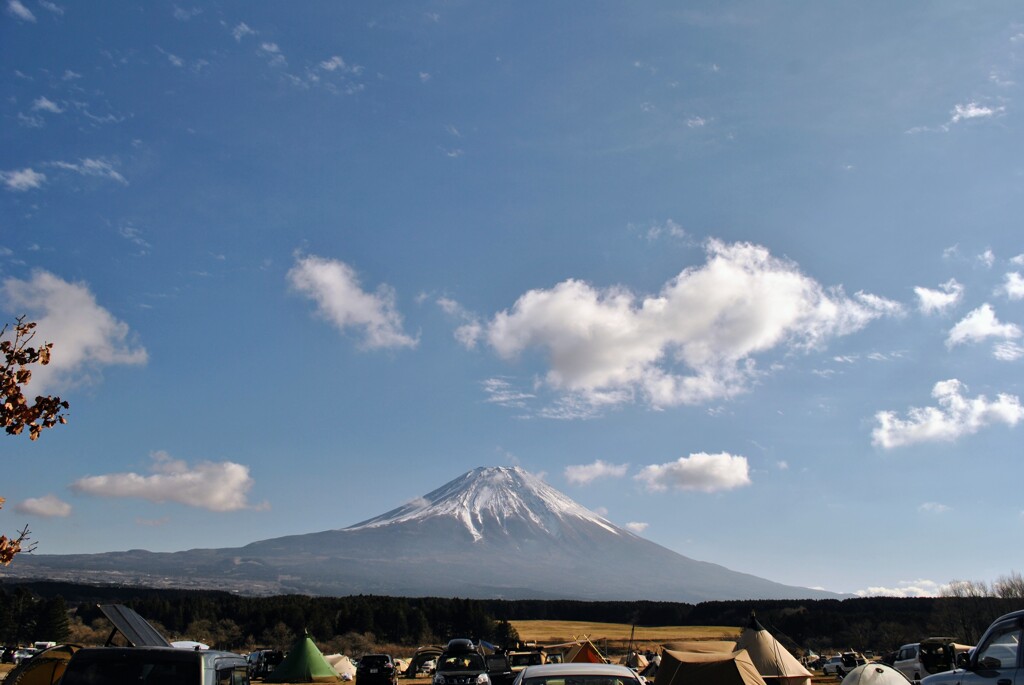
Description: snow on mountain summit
xmin=345 ymin=466 xmax=621 ymax=541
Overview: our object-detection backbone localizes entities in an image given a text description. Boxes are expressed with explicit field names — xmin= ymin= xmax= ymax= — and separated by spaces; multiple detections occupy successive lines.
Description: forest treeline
xmin=1 ymin=580 xmax=1021 ymax=658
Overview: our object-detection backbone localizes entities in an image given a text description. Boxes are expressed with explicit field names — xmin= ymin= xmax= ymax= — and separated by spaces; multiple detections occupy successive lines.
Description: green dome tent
xmin=265 ymin=633 xmax=343 ymax=683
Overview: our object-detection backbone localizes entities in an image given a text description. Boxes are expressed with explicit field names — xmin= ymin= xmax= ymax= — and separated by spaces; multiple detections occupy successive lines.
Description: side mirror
xmin=955 ymin=653 xmax=970 ymax=669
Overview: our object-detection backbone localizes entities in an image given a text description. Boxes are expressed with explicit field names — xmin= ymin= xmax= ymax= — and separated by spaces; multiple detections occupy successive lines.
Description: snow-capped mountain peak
xmin=345 ymin=466 xmax=620 ymax=541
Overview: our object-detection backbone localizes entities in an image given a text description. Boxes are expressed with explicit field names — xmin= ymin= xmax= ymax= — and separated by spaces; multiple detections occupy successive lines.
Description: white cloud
xmin=872 ymin=379 xmax=1024 ymax=449
xmin=419 ymin=72 xmax=431 ymax=82
xmin=1 ymin=167 xmax=46 ymax=191
xmin=993 ymin=341 xmax=1024 ymax=361
xmin=71 ymin=451 xmax=260 ymax=512
xmin=437 ymin=297 xmax=483 ymax=348
xmin=1011 ymin=254 xmax=1024 ymax=266
xmin=564 ymin=460 xmax=629 ymax=485
xmin=484 ymin=240 xmax=902 ymax=410
xmin=481 ymin=377 xmax=534 ymax=408
xmin=38 ymin=0 xmax=62 ymax=14
xmin=232 ymin=22 xmax=256 ymax=41
xmin=915 ymin=278 xmax=963 ymax=314
xmin=947 ymin=304 xmax=1021 ymax=349
xmin=32 ymin=96 xmax=63 ymax=114
xmin=951 ymin=102 xmax=1003 ymax=125
xmin=998 ymin=272 xmax=1024 ymax=300
xmin=51 ymin=158 xmax=128 ymax=185
xmin=854 ymin=579 xmax=945 ymax=598
xmin=288 ymin=254 xmax=418 ymax=350
xmin=625 ymin=521 xmax=649 ymax=533
xmin=15 ymin=494 xmax=71 ymax=518
xmin=6 ymin=0 xmax=35 ymax=21
xmin=2 ymin=269 xmax=148 ymax=392
xmin=918 ymin=502 xmax=950 ymax=514
xmin=978 ymin=249 xmax=996 ymax=268
xmin=635 ymin=452 xmax=751 ymax=493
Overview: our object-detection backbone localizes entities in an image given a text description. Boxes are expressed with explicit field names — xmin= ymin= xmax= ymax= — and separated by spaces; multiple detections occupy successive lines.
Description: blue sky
xmin=2 ymin=1 xmax=1023 ymax=598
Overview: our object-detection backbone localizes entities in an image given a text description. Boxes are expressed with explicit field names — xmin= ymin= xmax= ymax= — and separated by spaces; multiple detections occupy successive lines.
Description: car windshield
xmin=512 ymin=655 xmax=542 ymax=666
xmin=440 ymin=655 xmax=485 ymax=671
xmin=362 ymin=656 xmax=391 ymax=667
xmin=523 ymin=676 xmax=639 ymax=685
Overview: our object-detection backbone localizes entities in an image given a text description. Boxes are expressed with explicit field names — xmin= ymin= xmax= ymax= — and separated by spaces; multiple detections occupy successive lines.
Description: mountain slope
xmin=1 ymin=466 xmax=839 ymax=601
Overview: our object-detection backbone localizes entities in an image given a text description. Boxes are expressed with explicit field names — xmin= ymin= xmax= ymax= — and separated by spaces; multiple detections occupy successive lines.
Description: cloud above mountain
xmin=483 ymin=240 xmax=902 ymax=411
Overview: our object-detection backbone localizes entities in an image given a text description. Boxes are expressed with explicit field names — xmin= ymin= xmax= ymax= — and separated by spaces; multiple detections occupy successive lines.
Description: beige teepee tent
xmin=655 ymin=648 xmax=767 ymax=685
xmin=735 ymin=613 xmax=812 ymax=685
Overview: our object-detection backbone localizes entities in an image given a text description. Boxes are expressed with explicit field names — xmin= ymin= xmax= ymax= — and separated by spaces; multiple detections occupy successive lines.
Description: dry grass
xmin=509 ymin=620 xmax=740 ymax=653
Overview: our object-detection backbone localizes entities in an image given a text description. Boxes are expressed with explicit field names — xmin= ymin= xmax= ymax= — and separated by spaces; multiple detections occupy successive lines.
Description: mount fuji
xmin=2 ymin=466 xmax=838 ymax=601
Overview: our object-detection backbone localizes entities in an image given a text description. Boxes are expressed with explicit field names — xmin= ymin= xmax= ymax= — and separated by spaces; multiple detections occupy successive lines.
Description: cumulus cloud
xmin=484 ymin=240 xmax=901 ymax=410
xmin=15 ymin=494 xmax=71 ymax=518
xmin=999 ymin=272 xmax=1024 ymax=300
xmin=915 ymin=279 xmax=963 ymax=314
xmin=1 ymin=168 xmax=46 ymax=191
xmin=2 ymin=269 xmax=148 ymax=392
xmin=6 ymin=0 xmax=35 ymax=21
xmin=288 ymin=254 xmax=418 ymax=350
xmin=635 ymin=452 xmax=751 ymax=493
xmin=872 ymin=379 xmax=1024 ymax=449
xmin=71 ymin=451 xmax=260 ymax=512
xmin=947 ymin=304 xmax=1021 ymax=350
xmin=855 ymin=579 xmax=945 ymax=598
xmin=51 ymin=158 xmax=128 ymax=185
xmin=564 ymin=460 xmax=629 ymax=485
xmin=625 ymin=521 xmax=649 ymax=533
xmin=437 ymin=297 xmax=483 ymax=348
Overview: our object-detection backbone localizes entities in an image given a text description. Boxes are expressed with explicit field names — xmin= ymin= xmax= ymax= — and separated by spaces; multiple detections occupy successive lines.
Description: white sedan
xmin=513 ymin=662 xmax=645 ymax=685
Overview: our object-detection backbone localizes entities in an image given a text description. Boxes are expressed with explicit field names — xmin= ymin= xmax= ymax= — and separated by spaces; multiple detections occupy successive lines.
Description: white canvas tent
xmin=841 ymin=663 xmax=911 ymax=685
xmin=735 ymin=613 xmax=812 ymax=685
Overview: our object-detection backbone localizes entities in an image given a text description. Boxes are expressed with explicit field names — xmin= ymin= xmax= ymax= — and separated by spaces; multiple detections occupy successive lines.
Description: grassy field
xmin=509 ymin=620 xmax=741 ymax=652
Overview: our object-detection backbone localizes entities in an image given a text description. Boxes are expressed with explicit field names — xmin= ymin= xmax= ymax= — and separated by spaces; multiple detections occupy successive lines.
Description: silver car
xmin=513 ymin=662 xmax=644 ymax=685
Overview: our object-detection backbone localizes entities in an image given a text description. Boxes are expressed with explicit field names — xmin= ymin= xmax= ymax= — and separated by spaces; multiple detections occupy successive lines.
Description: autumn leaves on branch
xmin=1 ymin=315 xmax=70 ymax=565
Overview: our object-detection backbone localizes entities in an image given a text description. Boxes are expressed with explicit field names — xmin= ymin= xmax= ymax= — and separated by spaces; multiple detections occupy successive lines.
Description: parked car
xmin=922 ymin=610 xmax=1023 ymax=685
xmin=895 ymin=639 xmax=973 ymax=682
xmin=247 ymin=649 xmax=284 ymax=679
xmin=434 ymin=638 xmax=510 ymax=685
xmin=509 ymin=652 xmax=545 ymax=673
xmin=358 ymin=654 xmax=399 ymax=685
xmin=13 ymin=647 xmax=39 ymax=664
xmin=512 ymin=662 xmax=645 ymax=685
xmin=59 ymin=646 xmax=250 ymax=685
xmin=822 ymin=653 xmax=867 ymax=676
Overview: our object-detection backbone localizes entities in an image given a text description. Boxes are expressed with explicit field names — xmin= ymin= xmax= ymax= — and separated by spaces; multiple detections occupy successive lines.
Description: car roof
xmin=520 ymin=663 xmax=638 ymax=678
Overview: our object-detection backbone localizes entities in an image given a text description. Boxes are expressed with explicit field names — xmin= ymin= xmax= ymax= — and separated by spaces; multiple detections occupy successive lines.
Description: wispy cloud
xmin=481 ymin=377 xmax=534 ymax=408
xmin=15 ymin=494 xmax=71 ymax=518
xmin=919 ymin=501 xmax=950 ymax=514
xmin=873 ymin=379 xmax=1024 ymax=449
xmin=71 ymin=451 xmax=263 ymax=512
xmin=915 ymin=278 xmax=963 ymax=314
xmin=1 ymin=167 xmax=46 ymax=191
xmin=564 ymin=460 xmax=629 ymax=485
xmin=232 ymin=22 xmax=256 ymax=42
xmin=288 ymin=253 xmax=418 ymax=350
xmin=854 ymin=578 xmax=946 ymax=598
xmin=6 ymin=0 xmax=35 ymax=22
xmin=635 ymin=452 xmax=751 ymax=493
xmin=32 ymin=96 xmax=63 ymax=114
xmin=625 ymin=521 xmax=649 ymax=533
xmin=1 ymin=269 xmax=148 ymax=392
xmin=483 ymin=240 xmax=902 ymax=412
xmin=51 ymin=158 xmax=128 ymax=185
